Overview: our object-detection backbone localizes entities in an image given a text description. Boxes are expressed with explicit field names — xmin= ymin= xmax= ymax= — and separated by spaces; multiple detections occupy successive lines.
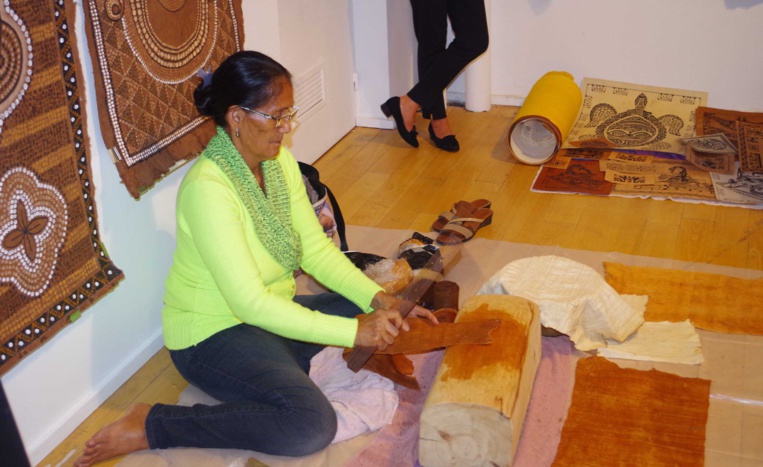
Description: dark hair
xmin=194 ymin=51 xmax=292 ymax=127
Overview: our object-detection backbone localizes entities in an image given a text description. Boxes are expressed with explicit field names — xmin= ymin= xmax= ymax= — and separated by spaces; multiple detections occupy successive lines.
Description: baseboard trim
xmin=356 ymin=115 xmax=394 ymax=129
xmin=29 ymin=329 xmax=164 ymax=465
xmin=447 ymin=92 xmax=525 ymax=108
xmin=356 ymin=95 xmax=524 ymax=129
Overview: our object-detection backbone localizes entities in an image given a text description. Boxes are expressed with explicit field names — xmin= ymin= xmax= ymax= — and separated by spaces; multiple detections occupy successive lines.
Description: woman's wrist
xmin=371 ymin=290 xmax=397 ymax=310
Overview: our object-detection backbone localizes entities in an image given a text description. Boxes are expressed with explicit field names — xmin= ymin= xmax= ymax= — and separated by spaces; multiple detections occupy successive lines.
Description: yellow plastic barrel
xmin=508 ymin=71 xmax=582 ymax=165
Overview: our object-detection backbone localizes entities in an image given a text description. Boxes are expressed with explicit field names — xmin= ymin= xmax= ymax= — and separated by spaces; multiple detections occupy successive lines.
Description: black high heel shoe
xmin=381 ymin=97 xmax=419 ymax=148
xmin=428 ymin=123 xmax=460 ymax=152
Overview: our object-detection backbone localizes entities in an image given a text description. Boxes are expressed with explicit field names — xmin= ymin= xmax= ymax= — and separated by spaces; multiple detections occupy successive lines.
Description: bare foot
xmin=74 ymin=403 xmax=152 ymax=467
xmin=430 ymin=117 xmax=454 ymax=138
xmin=399 ymin=95 xmax=420 ymax=132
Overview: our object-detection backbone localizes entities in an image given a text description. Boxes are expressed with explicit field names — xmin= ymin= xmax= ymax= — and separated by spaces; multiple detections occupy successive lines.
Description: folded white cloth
xmin=598 ymin=320 xmax=704 ymax=364
xmin=478 ymin=255 xmax=645 ymax=351
xmin=177 ymin=346 xmax=398 ymax=444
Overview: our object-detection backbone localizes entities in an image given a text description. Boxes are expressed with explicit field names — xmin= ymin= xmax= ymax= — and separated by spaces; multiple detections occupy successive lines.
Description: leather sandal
xmin=431 ymin=199 xmax=492 ymax=232
xmin=435 ymin=207 xmax=493 ymax=245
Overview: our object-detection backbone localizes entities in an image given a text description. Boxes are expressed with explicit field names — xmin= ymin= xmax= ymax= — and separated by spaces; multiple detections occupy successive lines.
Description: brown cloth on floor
xmin=604 ymin=262 xmax=763 ymax=335
xmin=554 ymin=357 xmax=710 ymax=467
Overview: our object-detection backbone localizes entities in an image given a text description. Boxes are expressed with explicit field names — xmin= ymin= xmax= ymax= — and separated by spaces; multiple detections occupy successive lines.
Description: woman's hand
xmin=354 ymin=309 xmax=404 ymax=351
xmin=406 ymin=303 xmax=439 ymax=326
xmin=356 ymin=291 xmax=439 ymax=351
xmin=371 ymin=291 xmax=439 ymax=328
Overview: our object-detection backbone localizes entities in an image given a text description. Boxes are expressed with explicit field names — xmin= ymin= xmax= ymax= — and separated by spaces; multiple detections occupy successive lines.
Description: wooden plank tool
xmin=346 ymin=245 xmax=462 ymax=372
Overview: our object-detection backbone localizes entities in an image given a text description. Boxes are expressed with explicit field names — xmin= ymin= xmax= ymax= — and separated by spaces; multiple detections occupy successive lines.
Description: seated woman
xmin=75 ymin=51 xmax=436 ymax=466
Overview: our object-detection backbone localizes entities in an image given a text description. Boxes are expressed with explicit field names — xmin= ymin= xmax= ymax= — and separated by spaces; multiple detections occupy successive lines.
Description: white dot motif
xmin=0 ymin=2 xmax=33 ymax=135
xmin=0 ymin=168 xmax=68 ymax=296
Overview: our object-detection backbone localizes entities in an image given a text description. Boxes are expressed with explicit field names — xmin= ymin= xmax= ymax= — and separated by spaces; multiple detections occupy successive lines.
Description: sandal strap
xmin=439 ymin=223 xmax=474 ymax=240
xmin=437 ymin=210 xmax=457 ymax=222
xmin=448 ymin=216 xmax=486 ymax=224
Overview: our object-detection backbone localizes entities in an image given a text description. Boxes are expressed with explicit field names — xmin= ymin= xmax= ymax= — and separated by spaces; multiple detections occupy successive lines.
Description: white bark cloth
xmin=477 ymin=255 xmax=645 ymax=351
xmin=599 ymin=320 xmax=704 ymax=364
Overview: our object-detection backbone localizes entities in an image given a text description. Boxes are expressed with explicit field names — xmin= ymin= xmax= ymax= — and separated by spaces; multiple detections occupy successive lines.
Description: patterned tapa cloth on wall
xmin=83 ymin=0 xmax=245 ymax=199
xmin=0 ymin=0 xmax=124 ymax=375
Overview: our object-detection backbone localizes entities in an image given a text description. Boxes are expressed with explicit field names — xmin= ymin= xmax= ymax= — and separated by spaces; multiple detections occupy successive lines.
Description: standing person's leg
xmin=382 ymin=0 xmax=449 ymax=147
xmin=446 ymin=0 xmax=489 ymax=72
xmin=409 ymin=0 xmax=449 ymax=119
xmin=408 ymin=0 xmax=489 ymax=120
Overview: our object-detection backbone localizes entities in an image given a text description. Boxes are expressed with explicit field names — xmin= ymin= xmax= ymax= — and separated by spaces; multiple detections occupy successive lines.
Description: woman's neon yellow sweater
xmin=162 ymin=145 xmax=383 ymax=350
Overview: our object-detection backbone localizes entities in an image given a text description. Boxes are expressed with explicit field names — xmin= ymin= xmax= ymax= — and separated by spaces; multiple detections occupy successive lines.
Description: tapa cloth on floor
xmin=477 ymin=255 xmax=644 ymax=351
xmin=346 ymin=351 xmax=444 ymax=466
xmin=176 ymin=346 xmax=397 ymax=444
xmin=0 ymin=0 xmax=123 ymax=376
xmin=562 ymin=78 xmax=707 ymax=155
xmin=604 ymin=262 xmax=763 ymax=335
xmin=554 ymin=357 xmax=711 ymax=466
xmin=599 ymin=320 xmax=704 ymax=364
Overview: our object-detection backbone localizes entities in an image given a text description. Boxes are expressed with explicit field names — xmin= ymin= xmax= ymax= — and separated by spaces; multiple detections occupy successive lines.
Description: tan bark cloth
xmin=604 ymin=262 xmax=763 ymax=335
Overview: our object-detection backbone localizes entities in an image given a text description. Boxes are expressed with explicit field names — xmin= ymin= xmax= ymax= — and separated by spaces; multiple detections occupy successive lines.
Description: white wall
xmin=0 ymin=1 xmax=354 ymax=464
xmin=356 ymin=0 xmax=763 ymax=127
xmin=480 ymin=0 xmax=763 ymax=111
xmin=351 ymin=0 xmax=417 ymax=128
xmin=278 ymin=0 xmax=357 ymax=163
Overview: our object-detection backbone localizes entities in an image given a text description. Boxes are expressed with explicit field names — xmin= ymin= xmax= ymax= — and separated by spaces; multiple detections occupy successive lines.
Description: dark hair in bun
xmin=193 ymin=51 xmax=292 ymax=127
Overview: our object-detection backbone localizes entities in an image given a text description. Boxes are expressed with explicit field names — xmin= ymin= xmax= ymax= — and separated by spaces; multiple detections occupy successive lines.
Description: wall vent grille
xmin=293 ymin=63 xmax=326 ymax=122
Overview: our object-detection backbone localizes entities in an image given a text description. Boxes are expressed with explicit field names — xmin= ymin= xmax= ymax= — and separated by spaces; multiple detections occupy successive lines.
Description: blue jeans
xmin=146 ymin=293 xmax=362 ymax=456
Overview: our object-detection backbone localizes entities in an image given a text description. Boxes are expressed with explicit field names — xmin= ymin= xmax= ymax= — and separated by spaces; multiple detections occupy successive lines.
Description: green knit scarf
xmin=203 ymin=126 xmax=302 ymax=270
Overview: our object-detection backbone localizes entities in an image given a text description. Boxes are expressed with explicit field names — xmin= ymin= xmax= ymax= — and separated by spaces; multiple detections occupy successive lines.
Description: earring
xmin=235 ymin=128 xmax=240 ymax=138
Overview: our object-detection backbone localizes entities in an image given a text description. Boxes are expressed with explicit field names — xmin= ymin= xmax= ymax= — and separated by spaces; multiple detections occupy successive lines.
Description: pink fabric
xmin=347 ymin=351 xmax=444 ymax=466
xmin=513 ymin=336 xmax=576 ymax=467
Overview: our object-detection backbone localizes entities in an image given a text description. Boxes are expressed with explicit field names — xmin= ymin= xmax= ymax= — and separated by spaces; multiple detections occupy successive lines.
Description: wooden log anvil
xmin=419 ymin=295 xmax=542 ymax=467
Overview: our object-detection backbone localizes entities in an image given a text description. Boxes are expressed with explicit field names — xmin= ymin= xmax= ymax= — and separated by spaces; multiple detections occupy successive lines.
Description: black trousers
xmin=407 ymin=0 xmax=489 ymax=120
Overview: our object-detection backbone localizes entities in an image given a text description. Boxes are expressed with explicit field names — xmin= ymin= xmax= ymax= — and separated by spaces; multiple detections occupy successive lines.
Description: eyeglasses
xmin=239 ymin=105 xmax=299 ymax=128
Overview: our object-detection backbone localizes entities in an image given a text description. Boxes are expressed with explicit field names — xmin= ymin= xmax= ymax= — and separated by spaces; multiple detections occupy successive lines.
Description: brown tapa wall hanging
xmin=82 ymin=0 xmax=245 ymax=199
xmin=0 ymin=0 xmax=124 ymax=375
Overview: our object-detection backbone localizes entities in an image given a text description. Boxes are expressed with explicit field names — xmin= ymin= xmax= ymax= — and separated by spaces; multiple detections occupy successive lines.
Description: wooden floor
xmin=40 ymin=105 xmax=763 ymax=466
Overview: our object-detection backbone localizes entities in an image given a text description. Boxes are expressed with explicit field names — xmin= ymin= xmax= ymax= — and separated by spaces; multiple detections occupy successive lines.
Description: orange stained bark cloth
xmin=554 ymin=357 xmax=710 ymax=466
xmin=604 ymin=262 xmax=763 ymax=335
